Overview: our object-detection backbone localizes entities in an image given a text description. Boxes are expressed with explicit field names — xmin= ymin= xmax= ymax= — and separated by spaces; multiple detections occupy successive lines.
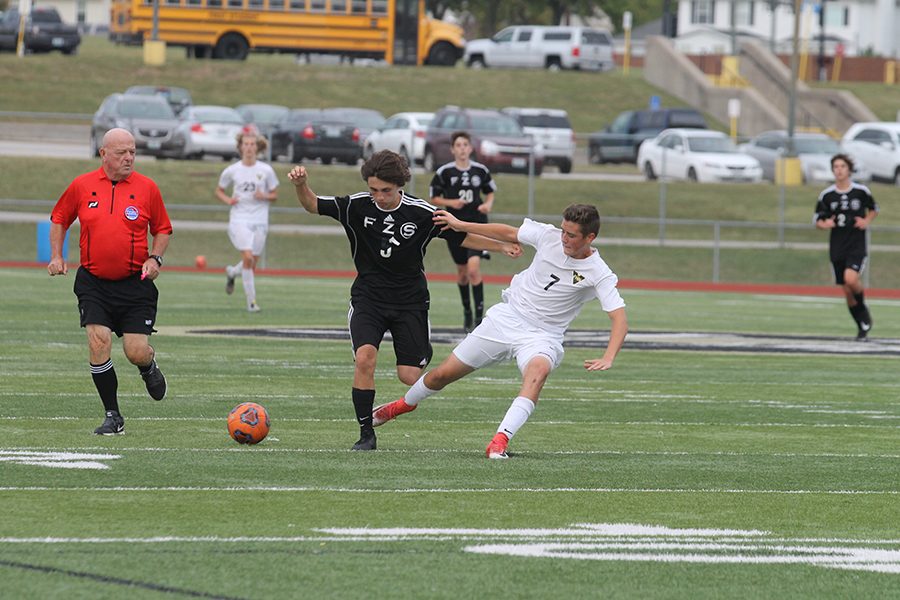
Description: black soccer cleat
xmin=463 ymin=309 xmax=474 ymax=333
xmin=94 ymin=411 xmax=124 ymax=436
xmin=351 ymin=431 xmax=377 ymax=451
xmin=141 ymin=360 xmax=167 ymax=401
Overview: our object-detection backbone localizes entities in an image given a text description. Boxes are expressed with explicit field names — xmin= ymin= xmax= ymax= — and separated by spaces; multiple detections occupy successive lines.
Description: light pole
xmin=817 ymin=0 xmax=827 ymax=81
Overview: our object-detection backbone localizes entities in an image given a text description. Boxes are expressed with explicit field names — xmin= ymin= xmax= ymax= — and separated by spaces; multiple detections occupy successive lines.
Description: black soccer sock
xmin=351 ymin=387 xmax=376 ymax=435
xmin=473 ymin=283 xmax=484 ymax=321
xmin=458 ymin=284 xmax=472 ymax=313
xmin=853 ymin=292 xmax=871 ymax=325
xmin=91 ymin=360 xmax=119 ymax=414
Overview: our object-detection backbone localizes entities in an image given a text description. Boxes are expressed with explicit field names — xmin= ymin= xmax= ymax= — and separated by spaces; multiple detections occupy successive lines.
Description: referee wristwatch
xmin=150 ymin=255 xmax=164 ymax=266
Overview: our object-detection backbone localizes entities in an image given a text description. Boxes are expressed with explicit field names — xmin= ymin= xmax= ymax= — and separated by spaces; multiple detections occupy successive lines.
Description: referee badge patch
xmin=124 ymin=206 xmax=139 ymax=221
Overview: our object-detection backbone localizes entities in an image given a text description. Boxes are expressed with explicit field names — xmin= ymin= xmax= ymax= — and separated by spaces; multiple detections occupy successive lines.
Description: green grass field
xmin=2 ymin=267 xmax=899 ymax=598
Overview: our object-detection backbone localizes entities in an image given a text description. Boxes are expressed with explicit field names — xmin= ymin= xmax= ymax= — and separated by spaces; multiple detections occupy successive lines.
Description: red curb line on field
xmin=7 ymin=261 xmax=900 ymax=299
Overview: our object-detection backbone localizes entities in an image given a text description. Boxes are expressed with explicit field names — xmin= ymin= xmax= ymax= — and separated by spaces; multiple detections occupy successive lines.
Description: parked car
xmin=741 ymin=130 xmax=871 ymax=184
xmin=464 ymin=25 xmax=614 ymax=71
xmin=235 ymin=103 xmax=289 ymax=140
xmin=270 ymin=109 xmax=362 ymax=165
xmin=90 ymin=93 xmax=186 ymax=158
xmin=124 ymin=85 xmax=193 ymax=116
xmin=588 ymin=108 xmax=707 ymax=164
xmin=177 ymin=105 xmax=246 ymax=160
xmin=0 ymin=7 xmax=80 ymax=54
xmin=363 ymin=112 xmax=434 ymax=165
xmin=424 ymin=106 xmax=543 ymax=175
xmin=502 ymin=107 xmax=575 ymax=173
xmin=841 ymin=122 xmax=900 ymax=185
xmin=637 ymin=129 xmax=763 ymax=183
xmin=322 ymin=107 xmax=386 ymax=149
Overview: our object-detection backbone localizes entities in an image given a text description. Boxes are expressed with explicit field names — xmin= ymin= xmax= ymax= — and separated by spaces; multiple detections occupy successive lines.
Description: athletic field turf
xmin=2 ymin=267 xmax=898 ymax=598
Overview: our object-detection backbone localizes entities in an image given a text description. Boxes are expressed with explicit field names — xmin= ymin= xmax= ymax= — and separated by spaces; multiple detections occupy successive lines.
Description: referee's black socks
xmin=90 ymin=360 xmax=119 ymax=414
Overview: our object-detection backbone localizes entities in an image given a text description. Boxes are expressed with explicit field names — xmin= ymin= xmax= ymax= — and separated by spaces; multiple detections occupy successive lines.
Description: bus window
xmin=289 ymin=0 xmax=305 ymax=10
xmin=331 ymin=0 xmax=347 ymax=12
xmin=310 ymin=0 xmax=325 ymax=11
xmin=351 ymin=0 xmax=366 ymax=14
xmin=164 ymin=0 xmax=181 ymax=6
xmin=187 ymin=0 xmax=202 ymax=6
xmin=208 ymin=0 xmax=221 ymax=6
xmin=372 ymin=0 xmax=386 ymax=15
xmin=228 ymin=0 xmax=243 ymax=7
xmin=269 ymin=0 xmax=284 ymax=9
xmin=249 ymin=0 xmax=263 ymax=8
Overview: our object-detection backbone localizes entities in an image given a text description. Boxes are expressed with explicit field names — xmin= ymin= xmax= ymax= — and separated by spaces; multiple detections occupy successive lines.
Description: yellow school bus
xmin=109 ymin=0 xmax=464 ymax=65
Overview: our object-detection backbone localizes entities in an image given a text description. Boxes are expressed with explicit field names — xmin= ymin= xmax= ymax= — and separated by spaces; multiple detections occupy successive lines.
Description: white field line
xmin=2 ymin=415 xmax=899 ymax=429
xmin=4 ymin=446 xmax=899 ymax=459
xmin=0 ymin=486 xmax=897 ymax=495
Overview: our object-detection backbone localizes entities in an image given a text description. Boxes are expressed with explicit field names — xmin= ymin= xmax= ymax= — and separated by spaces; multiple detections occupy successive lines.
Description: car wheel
xmin=286 ymin=142 xmax=295 ymax=164
xmin=423 ymin=149 xmax=436 ymax=172
xmin=559 ymin=159 xmax=572 ymax=174
xmin=398 ymin=146 xmax=411 ymax=165
xmin=589 ymin=145 xmax=604 ymax=165
xmin=545 ymin=58 xmax=562 ymax=71
xmin=894 ymin=168 xmax=900 ymax=186
xmin=468 ymin=56 xmax=486 ymax=69
xmin=643 ymin=162 xmax=657 ymax=180
xmin=687 ymin=167 xmax=699 ymax=182
xmin=363 ymin=144 xmax=374 ymax=160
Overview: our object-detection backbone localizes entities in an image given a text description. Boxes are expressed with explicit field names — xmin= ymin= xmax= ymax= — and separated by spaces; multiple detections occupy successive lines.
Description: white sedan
xmin=179 ymin=105 xmax=247 ymax=160
xmin=363 ymin=112 xmax=433 ymax=165
xmin=638 ymin=129 xmax=763 ymax=183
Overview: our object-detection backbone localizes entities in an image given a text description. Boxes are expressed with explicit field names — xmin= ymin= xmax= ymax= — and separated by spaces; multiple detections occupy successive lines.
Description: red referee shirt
xmin=51 ymin=167 xmax=173 ymax=280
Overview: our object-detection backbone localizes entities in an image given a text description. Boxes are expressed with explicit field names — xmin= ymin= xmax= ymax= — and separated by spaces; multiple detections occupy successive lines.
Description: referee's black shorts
xmin=348 ymin=299 xmax=432 ymax=368
xmin=74 ymin=266 xmax=159 ymax=337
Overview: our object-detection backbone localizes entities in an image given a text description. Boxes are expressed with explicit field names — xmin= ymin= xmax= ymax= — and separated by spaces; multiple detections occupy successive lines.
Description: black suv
xmin=424 ymin=106 xmax=543 ymax=175
xmin=0 ymin=7 xmax=80 ymax=54
xmin=588 ymin=108 xmax=707 ymax=164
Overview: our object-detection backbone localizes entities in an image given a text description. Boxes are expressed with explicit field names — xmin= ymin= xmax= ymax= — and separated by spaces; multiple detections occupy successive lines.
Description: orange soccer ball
xmin=227 ymin=402 xmax=270 ymax=444
xmin=195 ymin=255 xmax=207 ymax=269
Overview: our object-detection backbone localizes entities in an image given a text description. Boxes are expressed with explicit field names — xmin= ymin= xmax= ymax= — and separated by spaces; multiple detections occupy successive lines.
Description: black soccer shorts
xmin=446 ymin=236 xmax=486 ymax=266
xmin=75 ymin=266 xmax=159 ymax=337
xmin=831 ymin=253 xmax=867 ymax=284
xmin=348 ymin=300 xmax=432 ymax=368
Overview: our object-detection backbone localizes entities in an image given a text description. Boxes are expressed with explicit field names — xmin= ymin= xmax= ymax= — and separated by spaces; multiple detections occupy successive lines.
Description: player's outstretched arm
xmin=288 ymin=165 xmax=318 ymax=215
xmin=584 ymin=307 xmax=628 ymax=371
xmin=434 ymin=210 xmax=519 ymax=242
xmin=462 ymin=233 xmax=522 ymax=258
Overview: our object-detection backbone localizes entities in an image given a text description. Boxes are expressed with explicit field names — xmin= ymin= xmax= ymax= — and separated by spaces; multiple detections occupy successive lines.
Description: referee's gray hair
xmin=563 ymin=204 xmax=600 ymax=236
xmin=360 ymin=150 xmax=410 ymax=187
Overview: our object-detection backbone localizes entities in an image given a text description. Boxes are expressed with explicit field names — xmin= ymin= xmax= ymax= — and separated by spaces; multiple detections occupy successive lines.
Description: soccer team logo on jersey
xmin=573 ymin=271 xmax=585 ymax=284
xmin=400 ymin=222 xmax=417 ymax=239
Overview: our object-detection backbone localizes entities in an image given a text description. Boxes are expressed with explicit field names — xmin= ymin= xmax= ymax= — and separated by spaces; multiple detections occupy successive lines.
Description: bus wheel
xmin=214 ymin=33 xmax=249 ymax=60
xmin=426 ymin=42 xmax=458 ymax=67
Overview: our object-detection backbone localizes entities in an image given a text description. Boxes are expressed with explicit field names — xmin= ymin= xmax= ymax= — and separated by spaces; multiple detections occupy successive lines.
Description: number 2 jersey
xmin=317 ymin=191 xmax=466 ymax=309
xmin=814 ymin=182 xmax=878 ymax=260
xmin=501 ymin=219 xmax=625 ymax=336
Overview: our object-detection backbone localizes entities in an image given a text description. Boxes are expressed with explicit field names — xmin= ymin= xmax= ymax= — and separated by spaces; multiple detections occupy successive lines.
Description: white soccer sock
xmin=404 ymin=375 xmax=438 ymax=406
xmin=497 ymin=396 xmax=535 ymax=440
xmin=232 ymin=261 xmax=244 ymax=276
xmin=242 ymin=268 xmax=256 ymax=306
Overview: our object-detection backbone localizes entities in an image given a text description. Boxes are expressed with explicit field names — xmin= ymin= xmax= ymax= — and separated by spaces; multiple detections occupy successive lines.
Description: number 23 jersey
xmin=502 ymin=219 xmax=625 ymax=335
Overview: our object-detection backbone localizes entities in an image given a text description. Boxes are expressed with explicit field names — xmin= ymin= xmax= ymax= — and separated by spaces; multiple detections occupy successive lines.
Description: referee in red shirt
xmin=48 ymin=128 xmax=173 ymax=435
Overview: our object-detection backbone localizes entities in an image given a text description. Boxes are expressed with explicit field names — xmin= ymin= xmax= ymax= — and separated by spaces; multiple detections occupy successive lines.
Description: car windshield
xmin=32 ymin=10 xmax=62 ymax=23
xmin=193 ymin=108 xmax=244 ymax=124
xmin=794 ymin=137 xmax=841 ymax=154
xmin=687 ymin=136 xmax=736 ymax=153
xmin=669 ymin=112 xmax=707 ymax=128
xmin=127 ymin=86 xmax=192 ymax=106
xmin=118 ymin=99 xmax=176 ymax=119
xmin=325 ymin=109 xmax=385 ymax=128
xmin=518 ymin=114 xmax=571 ymax=128
xmin=470 ymin=114 xmax=523 ymax=135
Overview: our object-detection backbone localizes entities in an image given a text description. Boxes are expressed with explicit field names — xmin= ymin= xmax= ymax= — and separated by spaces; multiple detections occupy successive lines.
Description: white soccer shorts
xmin=452 ymin=302 xmax=564 ymax=374
xmin=228 ymin=222 xmax=268 ymax=255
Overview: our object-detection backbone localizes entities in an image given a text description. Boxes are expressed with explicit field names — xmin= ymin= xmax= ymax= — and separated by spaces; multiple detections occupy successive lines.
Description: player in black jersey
xmin=814 ymin=154 xmax=879 ymax=340
xmin=429 ymin=131 xmax=497 ymax=332
xmin=289 ymin=150 xmax=521 ymax=450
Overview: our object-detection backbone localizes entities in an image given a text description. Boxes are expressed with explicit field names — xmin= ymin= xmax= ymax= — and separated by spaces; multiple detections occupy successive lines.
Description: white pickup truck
xmin=464 ymin=25 xmax=614 ymax=72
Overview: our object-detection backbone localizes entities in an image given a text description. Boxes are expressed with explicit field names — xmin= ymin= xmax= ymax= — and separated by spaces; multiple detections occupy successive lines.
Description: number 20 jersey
xmin=502 ymin=219 xmax=625 ymax=336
